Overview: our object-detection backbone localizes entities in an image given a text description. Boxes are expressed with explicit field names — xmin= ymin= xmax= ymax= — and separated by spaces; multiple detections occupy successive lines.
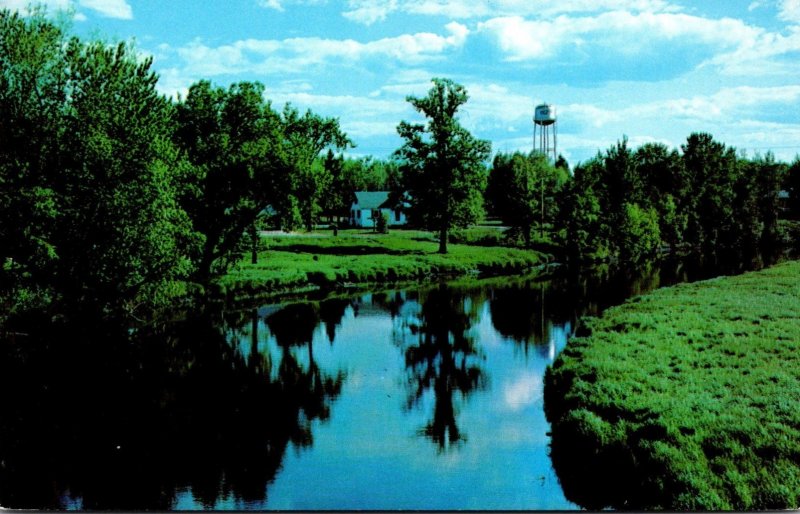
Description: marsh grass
xmin=544 ymin=259 xmax=800 ymax=510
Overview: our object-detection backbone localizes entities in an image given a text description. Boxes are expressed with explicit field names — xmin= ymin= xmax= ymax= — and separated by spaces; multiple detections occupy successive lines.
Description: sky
xmin=4 ymin=0 xmax=800 ymax=165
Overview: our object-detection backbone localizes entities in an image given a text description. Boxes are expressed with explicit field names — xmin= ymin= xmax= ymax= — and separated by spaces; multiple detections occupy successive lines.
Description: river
xmin=0 ymin=252 xmax=789 ymax=510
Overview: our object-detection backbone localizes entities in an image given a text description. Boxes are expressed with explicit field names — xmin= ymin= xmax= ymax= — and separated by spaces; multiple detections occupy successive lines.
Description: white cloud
xmin=171 ymin=23 xmax=468 ymax=78
xmin=258 ymin=0 xmax=284 ymax=11
xmin=78 ymin=0 xmax=132 ymax=19
xmin=342 ymin=0 xmax=397 ymax=24
xmin=778 ymin=0 xmax=800 ymax=23
xmin=702 ymin=23 xmax=800 ymax=76
xmin=502 ymin=373 xmax=542 ymax=412
xmin=478 ymin=11 xmax=757 ymax=61
xmin=0 ymin=0 xmax=132 ymax=19
xmin=342 ymin=0 xmax=680 ymax=24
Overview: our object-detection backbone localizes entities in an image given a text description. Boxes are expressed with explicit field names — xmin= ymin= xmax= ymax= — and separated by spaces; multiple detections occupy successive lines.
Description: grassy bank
xmin=214 ymin=228 xmax=553 ymax=302
xmin=544 ymin=259 xmax=800 ymax=510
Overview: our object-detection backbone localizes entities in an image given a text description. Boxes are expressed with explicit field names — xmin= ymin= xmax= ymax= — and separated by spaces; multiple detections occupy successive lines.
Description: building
xmin=349 ymin=191 xmax=408 ymax=228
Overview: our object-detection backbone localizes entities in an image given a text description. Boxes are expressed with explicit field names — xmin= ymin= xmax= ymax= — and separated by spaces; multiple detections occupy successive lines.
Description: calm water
xmin=0 ymin=253 xmax=788 ymax=510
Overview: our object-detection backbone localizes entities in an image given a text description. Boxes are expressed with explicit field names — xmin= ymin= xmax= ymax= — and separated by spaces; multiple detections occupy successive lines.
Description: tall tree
xmin=786 ymin=157 xmax=800 ymax=219
xmin=175 ymin=80 xmax=288 ymax=282
xmin=681 ymin=133 xmax=738 ymax=249
xmin=1 ymin=9 xmax=196 ymax=320
xmin=282 ymin=106 xmax=351 ymax=232
xmin=395 ymin=78 xmax=491 ymax=254
xmin=488 ymin=151 xmax=567 ymax=246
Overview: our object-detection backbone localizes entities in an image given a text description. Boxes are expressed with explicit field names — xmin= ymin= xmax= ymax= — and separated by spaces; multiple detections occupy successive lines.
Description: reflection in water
xmin=395 ymin=285 xmax=487 ymax=451
xmin=2 ymin=250 xmax=792 ymax=510
xmin=0 ymin=306 xmax=346 ymax=510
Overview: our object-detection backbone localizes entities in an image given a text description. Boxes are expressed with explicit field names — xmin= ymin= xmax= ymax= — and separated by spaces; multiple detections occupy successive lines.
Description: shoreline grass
xmin=213 ymin=228 xmax=554 ymax=303
xmin=543 ymin=259 xmax=800 ymax=510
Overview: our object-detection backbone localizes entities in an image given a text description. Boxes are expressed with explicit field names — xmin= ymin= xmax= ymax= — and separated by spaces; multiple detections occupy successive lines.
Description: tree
xmin=488 ymin=151 xmax=566 ymax=246
xmin=395 ymin=78 xmax=491 ymax=254
xmin=174 ymin=84 xmax=349 ymax=279
xmin=681 ymin=133 xmax=738 ymax=250
xmin=281 ymin=106 xmax=351 ymax=232
xmin=618 ymin=202 xmax=661 ymax=262
xmin=175 ymin=80 xmax=288 ymax=282
xmin=786 ymin=157 xmax=800 ymax=219
xmin=634 ymin=143 xmax=688 ymax=248
xmin=321 ymin=150 xmax=350 ymax=227
xmin=557 ymin=158 xmax=608 ymax=261
xmin=1 ymin=9 xmax=196 ymax=320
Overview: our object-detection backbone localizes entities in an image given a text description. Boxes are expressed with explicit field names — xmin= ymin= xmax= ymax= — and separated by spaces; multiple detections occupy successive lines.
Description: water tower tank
xmin=534 ymin=104 xmax=556 ymax=126
xmin=532 ymin=102 xmax=557 ymax=162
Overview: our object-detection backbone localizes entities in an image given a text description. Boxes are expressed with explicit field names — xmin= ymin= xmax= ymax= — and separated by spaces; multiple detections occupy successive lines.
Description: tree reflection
xmin=396 ymin=284 xmax=486 ymax=452
xmin=0 ymin=304 xmax=345 ymax=510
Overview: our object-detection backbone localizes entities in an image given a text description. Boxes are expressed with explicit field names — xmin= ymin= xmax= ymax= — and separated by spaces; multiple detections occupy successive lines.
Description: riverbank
xmin=212 ymin=228 xmax=555 ymax=303
xmin=544 ymin=259 xmax=800 ymax=510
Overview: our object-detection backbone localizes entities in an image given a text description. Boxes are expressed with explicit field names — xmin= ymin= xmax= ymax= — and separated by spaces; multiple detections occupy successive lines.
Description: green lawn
xmin=216 ymin=228 xmax=552 ymax=301
xmin=544 ymin=259 xmax=800 ymax=510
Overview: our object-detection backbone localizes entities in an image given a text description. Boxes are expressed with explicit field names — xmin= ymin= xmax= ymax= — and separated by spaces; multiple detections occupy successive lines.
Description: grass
xmin=215 ymin=228 xmax=553 ymax=302
xmin=544 ymin=259 xmax=800 ymax=510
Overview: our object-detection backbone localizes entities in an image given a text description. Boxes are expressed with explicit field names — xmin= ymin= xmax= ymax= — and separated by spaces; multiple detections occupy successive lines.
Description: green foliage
xmin=557 ymin=158 xmax=609 ymax=261
xmin=395 ymin=78 xmax=492 ymax=254
xmin=785 ymin=157 xmax=800 ymax=219
xmin=545 ymin=260 xmax=800 ymax=510
xmin=174 ymin=80 xmax=288 ymax=281
xmin=0 ymin=9 xmax=196 ymax=320
xmin=282 ymin=105 xmax=352 ymax=231
xmin=618 ymin=202 xmax=661 ymax=262
xmin=487 ymin=151 xmax=567 ymax=246
xmin=682 ymin=132 xmax=738 ymax=249
xmin=174 ymin=81 xmax=350 ymax=280
xmin=556 ymin=133 xmax=787 ymax=263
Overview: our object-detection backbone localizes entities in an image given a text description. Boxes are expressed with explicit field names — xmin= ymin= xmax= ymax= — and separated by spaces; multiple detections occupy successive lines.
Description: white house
xmin=349 ymin=191 xmax=408 ymax=228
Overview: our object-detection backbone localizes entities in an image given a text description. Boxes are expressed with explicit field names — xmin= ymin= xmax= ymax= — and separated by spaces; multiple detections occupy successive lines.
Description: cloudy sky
xmin=5 ymin=0 xmax=800 ymax=164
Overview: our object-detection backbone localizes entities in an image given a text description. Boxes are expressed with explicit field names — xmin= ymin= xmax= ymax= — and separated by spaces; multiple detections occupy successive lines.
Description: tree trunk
xmin=250 ymin=224 xmax=258 ymax=264
xmin=438 ymin=225 xmax=448 ymax=254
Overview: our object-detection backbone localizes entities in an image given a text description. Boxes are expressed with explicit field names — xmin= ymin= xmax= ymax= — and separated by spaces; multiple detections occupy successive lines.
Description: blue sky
xmin=5 ymin=0 xmax=800 ymax=165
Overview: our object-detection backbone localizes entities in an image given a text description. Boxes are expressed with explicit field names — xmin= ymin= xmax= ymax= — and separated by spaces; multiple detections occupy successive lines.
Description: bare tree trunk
xmin=438 ymin=225 xmax=448 ymax=254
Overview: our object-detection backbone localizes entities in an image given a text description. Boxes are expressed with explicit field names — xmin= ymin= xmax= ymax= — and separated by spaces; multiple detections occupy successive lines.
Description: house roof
xmin=354 ymin=191 xmax=391 ymax=210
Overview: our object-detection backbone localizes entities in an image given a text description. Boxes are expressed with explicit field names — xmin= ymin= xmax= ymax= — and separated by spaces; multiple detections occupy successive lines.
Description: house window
xmin=395 ymin=210 xmax=401 ymax=222
xmin=357 ymin=210 xmax=361 ymax=219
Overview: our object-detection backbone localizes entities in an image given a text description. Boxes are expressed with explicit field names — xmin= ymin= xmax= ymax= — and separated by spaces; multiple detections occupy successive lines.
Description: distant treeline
xmin=486 ymin=136 xmax=800 ymax=262
xmin=2 ymin=8 xmax=799 ymax=324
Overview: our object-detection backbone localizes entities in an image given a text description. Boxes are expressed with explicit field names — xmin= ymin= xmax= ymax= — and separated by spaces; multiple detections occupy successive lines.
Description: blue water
xmin=173 ymin=286 xmax=575 ymax=510
xmin=4 ymin=253 xmax=783 ymax=510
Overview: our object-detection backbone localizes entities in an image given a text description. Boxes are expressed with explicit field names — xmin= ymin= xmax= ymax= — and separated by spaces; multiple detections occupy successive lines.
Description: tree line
xmin=2 ymin=9 xmax=799 ymax=324
xmin=488 ymin=135 xmax=799 ymax=263
xmin=0 ymin=10 xmax=355 ymax=320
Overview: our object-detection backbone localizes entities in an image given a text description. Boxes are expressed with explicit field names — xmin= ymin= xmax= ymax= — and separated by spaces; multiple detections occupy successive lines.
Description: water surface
xmin=0 ymin=252 xmax=788 ymax=510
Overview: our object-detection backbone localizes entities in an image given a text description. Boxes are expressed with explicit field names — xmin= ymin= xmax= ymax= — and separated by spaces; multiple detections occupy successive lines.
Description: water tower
xmin=533 ymin=103 xmax=557 ymax=161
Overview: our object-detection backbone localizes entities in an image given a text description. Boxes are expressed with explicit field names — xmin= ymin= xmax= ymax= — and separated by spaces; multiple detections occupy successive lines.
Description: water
xmin=0 ymin=252 xmax=790 ymax=510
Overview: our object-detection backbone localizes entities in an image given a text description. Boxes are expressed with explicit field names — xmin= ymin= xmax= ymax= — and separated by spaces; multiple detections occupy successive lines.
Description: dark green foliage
xmin=682 ymin=133 xmax=738 ymax=249
xmin=487 ymin=151 xmax=567 ymax=246
xmin=557 ymin=158 xmax=609 ymax=261
xmin=545 ymin=260 xmax=800 ymax=510
xmin=785 ymin=157 xmax=800 ymax=219
xmin=174 ymin=80 xmax=289 ymax=281
xmin=281 ymin=105 xmax=352 ymax=232
xmin=618 ymin=202 xmax=661 ymax=261
xmin=0 ymin=9 xmax=196 ymax=320
xmin=556 ymin=133 xmax=787 ymax=263
xmin=173 ymin=81 xmax=350 ymax=280
xmin=395 ymin=78 xmax=492 ymax=254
